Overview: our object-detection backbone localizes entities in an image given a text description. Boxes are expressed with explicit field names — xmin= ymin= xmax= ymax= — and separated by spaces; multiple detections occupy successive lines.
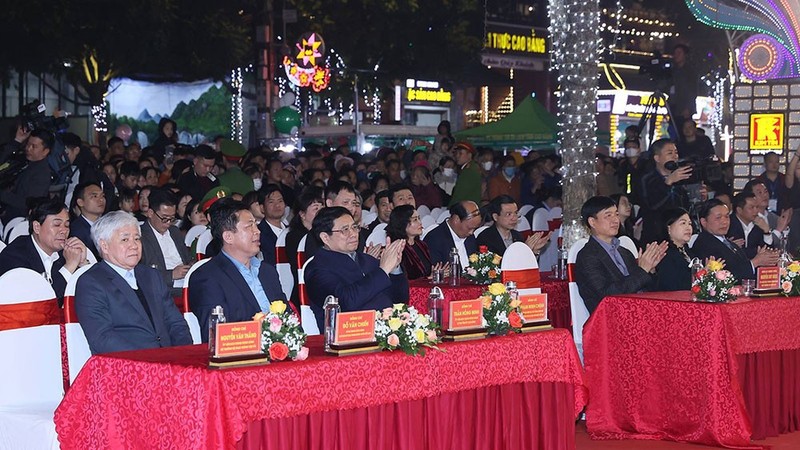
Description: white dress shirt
xmin=446 ymin=221 xmax=469 ymax=266
xmin=148 ymin=223 xmax=183 ymax=270
xmin=31 ymin=236 xmax=71 ymax=284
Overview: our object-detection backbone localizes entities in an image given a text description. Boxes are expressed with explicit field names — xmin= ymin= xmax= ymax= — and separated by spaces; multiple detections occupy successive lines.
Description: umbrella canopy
xmin=455 ymin=95 xmax=558 ymax=148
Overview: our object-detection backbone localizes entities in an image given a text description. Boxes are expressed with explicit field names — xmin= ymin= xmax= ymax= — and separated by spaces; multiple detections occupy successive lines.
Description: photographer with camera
xmin=0 ymin=128 xmax=55 ymax=221
xmin=639 ymin=138 xmax=694 ymax=244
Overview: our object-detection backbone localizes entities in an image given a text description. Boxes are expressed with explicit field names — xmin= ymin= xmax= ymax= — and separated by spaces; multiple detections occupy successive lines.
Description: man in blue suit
xmin=305 ymin=207 xmax=408 ymax=332
xmin=423 ymin=200 xmax=482 ymax=265
xmin=190 ymin=198 xmax=288 ymax=342
xmin=75 ymin=211 xmax=192 ymax=355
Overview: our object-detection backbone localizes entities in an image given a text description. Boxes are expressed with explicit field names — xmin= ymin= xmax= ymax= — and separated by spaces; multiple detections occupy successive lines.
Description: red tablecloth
xmin=55 ymin=330 xmax=586 ymax=450
xmin=408 ymin=275 xmax=571 ymax=330
xmin=584 ymin=292 xmax=800 ymax=448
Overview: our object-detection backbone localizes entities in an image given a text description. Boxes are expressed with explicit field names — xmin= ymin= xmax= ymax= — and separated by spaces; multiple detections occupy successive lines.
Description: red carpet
xmin=576 ymin=422 xmax=800 ymax=449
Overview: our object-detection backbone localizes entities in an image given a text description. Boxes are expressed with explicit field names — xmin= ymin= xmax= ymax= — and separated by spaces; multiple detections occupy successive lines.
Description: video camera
xmin=19 ymin=99 xmax=69 ymax=134
xmin=664 ymin=155 xmax=722 ymax=185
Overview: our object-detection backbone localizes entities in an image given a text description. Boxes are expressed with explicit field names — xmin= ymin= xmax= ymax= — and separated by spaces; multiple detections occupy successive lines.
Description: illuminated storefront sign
xmin=749 ymin=113 xmax=785 ymax=151
xmin=482 ymin=22 xmax=549 ymax=71
xmin=485 ymin=29 xmax=547 ymax=55
xmin=404 ymin=79 xmax=452 ymax=103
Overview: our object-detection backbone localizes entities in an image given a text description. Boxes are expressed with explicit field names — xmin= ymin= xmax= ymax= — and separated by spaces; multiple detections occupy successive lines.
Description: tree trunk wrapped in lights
xmin=548 ymin=0 xmax=600 ymax=250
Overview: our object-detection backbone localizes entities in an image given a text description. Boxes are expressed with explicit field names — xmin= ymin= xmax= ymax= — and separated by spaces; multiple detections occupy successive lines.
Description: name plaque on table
xmin=443 ymin=299 xmax=486 ymax=341
xmin=754 ymin=266 xmax=782 ymax=296
xmin=519 ymin=293 xmax=552 ymax=332
xmin=209 ymin=321 xmax=269 ymax=369
xmin=328 ymin=311 xmax=380 ymax=356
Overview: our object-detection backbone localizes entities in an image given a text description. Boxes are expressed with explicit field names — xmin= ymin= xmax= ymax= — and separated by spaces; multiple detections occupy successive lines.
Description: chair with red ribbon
xmin=275 ymin=228 xmax=294 ymax=301
xmin=501 ymin=243 xmax=545 ymax=325
xmin=0 ymin=268 xmax=63 ymax=449
xmin=298 ymin=256 xmax=320 ymax=335
xmin=531 ymin=206 xmax=563 ymax=274
xmin=366 ymin=223 xmax=388 ymax=247
xmin=567 ymin=238 xmax=589 ymax=362
xmin=179 ymin=259 xmax=210 ymax=344
xmin=195 ymin=229 xmax=213 ymax=261
xmin=184 ymin=224 xmax=207 ymax=249
xmin=63 ymin=264 xmax=94 ymax=385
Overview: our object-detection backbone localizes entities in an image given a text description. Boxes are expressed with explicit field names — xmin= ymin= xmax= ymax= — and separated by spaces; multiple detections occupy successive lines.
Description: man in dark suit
xmin=477 ymin=195 xmax=550 ymax=257
xmin=0 ymin=198 xmax=89 ymax=304
xmin=189 ymin=198 xmax=288 ymax=342
xmin=75 ymin=210 xmax=192 ymax=354
xmin=305 ymin=207 xmax=408 ymax=332
xmin=0 ymin=129 xmax=54 ymax=221
xmin=140 ymin=188 xmax=192 ymax=296
xmin=424 ymin=200 xmax=481 ymax=265
xmin=727 ymin=191 xmax=769 ymax=259
xmin=69 ymin=181 xmax=106 ymax=258
xmin=575 ymin=196 xmax=667 ymax=314
xmin=177 ymin=145 xmax=219 ymax=202
xmin=257 ymin=184 xmax=287 ymax=266
xmin=692 ymin=198 xmax=779 ymax=281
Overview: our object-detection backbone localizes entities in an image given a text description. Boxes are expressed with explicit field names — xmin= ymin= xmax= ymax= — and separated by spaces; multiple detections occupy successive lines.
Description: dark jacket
xmin=258 ymin=220 xmax=280 ymax=266
xmin=189 ymin=253 xmax=286 ymax=342
xmin=0 ymin=236 xmax=68 ymax=304
xmin=1 ymin=159 xmax=51 ymax=220
xmin=691 ymin=231 xmax=754 ymax=281
xmin=423 ymin=221 xmax=478 ymax=265
xmin=176 ymin=171 xmax=219 ymax=205
xmin=639 ymin=168 xmax=690 ymax=244
xmin=69 ymin=215 xmax=99 ymax=259
xmin=305 ymin=248 xmax=409 ymax=332
xmin=655 ymin=245 xmax=694 ymax=291
xmin=139 ymin=222 xmax=192 ymax=293
xmin=575 ymin=236 xmax=653 ymax=314
xmin=476 ymin=225 xmax=523 ymax=256
xmin=726 ymin=214 xmax=767 ymax=260
xmin=75 ymin=262 xmax=192 ymax=355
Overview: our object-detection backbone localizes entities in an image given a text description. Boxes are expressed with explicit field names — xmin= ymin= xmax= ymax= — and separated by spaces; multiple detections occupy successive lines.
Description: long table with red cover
xmin=408 ymin=274 xmax=570 ymax=330
xmin=584 ymin=291 xmax=800 ymax=448
xmin=55 ymin=330 xmax=586 ymax=450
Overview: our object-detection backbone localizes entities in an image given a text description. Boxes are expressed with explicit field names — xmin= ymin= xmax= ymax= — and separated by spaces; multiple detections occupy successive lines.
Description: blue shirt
xmin=592 ymin=236 xmax=630 ymax=277
xmin=105 ymin=261 xmax=138 ymax=289
xmin=221 ymin=251 xmax=271 ymax=313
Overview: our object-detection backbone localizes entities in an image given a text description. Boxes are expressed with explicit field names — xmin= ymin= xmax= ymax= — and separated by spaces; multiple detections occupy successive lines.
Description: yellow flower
xmin=418 ymin=315 xmax=430 ymax=326
xmin=788 ymin=262 xmax=800 ymax=273
xmin=388 ymin=317 xmax=403 ymax=331
xmin=393 ymin=303 xmax=405 ymax=311
xmin=415 ymin=329 xmax=426 ymax=343
xmin=707 ymin=260 xmax=724 ymax=272
xmin=469 ymin=254 xmax=479 ymax=263
xmin=510 ymin=299 xmax=521 ymax=308
xmin=488 ymin=283 xmax=506 ymax=296
xmin=269 ymin=301 xmax=287 ymax=315
xmin=252 ymin=312 xmax=266 ymax=322
xmin=492 ymin=255 xmax=502 ymax=265
xmin=481 ymin=296 xmax=492 ymax=309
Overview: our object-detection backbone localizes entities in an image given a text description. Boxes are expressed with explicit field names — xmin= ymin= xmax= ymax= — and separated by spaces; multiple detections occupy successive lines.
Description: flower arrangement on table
xmin=481 ymin=282 xmax=523 ymax=335
xmin=463 ymin=245 xmax=502 ymax=284
xmin=253 ymin=300 xmax=309 ymax=362
xmin=691 ymin=259 xmax=740 ymax=303
xmin=780 ymin=260 xmax=800 ymax=296
xmin=375 ymin=303 xmax=441 ymax=356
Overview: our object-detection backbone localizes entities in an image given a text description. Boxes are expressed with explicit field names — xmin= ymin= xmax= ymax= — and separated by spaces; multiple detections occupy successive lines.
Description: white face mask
xmin=252 ymin=178 xmax=263 ymax=190
xmin=482 ymin=161 xmax=494 ymax=171
xmin=624 ymin=147 xmax=639 ymax=157
xmin=400 ymin=170 xmax=407 ymax=180
xmin=443 ymin=167 xmax=455 ymax=177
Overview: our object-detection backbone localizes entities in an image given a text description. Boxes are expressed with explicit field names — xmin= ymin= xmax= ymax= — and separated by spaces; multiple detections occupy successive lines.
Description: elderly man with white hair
xmin=75 ymin=211 xmax=192 ymax=355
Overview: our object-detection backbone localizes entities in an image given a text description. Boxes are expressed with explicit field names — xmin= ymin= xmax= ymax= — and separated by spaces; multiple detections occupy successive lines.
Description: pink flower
xmin=401 ymin=312 xmax=411 ymax=323
xmin=293 ymin=346 xmax=309 ymax=361
xmin=783 ymin=281 xmax=793 ymax=293
xmin=466 ymin=267 xmax=478 ymax=277
xmin=426 ymin=330 xmax=438 ymax=341
xmin=382 ymin=308 xmax=392 ymax=320
xmin=729 ymin=287 xmax=741 ymax=296
xmin=269 ymin=316 xmax=283 ymax=333
xmin=709 ymin=289 xmax=716 ymax=297
xmin=387 ymin=334 xmax=400 ymax=347
xmin=715 ymin=270 xmax=729 ymax=281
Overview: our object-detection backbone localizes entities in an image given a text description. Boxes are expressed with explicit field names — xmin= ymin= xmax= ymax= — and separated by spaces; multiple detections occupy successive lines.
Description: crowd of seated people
xmin=2 ymin=119 xmax=800 ymax=356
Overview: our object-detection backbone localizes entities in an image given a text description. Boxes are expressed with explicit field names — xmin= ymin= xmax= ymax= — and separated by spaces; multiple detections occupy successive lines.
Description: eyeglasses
xmin=329 ymin=224 xmax=359 ymax=235
xmin=153 ymin=211 xmax=177 ymax=224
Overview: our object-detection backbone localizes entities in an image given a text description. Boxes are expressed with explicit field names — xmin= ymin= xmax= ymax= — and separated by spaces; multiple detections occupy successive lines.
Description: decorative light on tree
xmin=548 ymin=0 xmax=601 ymax=248
xmin=91 ymin=103 xmax=108 ymax=133
xmin=230 ymin=67 xmax=244 ymax=143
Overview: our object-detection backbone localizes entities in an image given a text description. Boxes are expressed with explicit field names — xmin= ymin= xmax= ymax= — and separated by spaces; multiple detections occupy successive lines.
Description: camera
xmin=639 ymin=53 xmax=672 ymax=80
xmin=664 ymin=156 xmax=722 ymax=185
xmin=19 ymin=99 xmax=68 ymax=134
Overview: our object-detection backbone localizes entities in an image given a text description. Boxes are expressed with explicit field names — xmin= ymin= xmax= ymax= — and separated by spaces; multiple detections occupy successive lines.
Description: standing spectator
xmin=488 ymin=155 xmax=521 ymax=203
xmin=433 ymin=156 xmax=458 ymax=197
xmin=152 ymin=118 xmax=178 ymax=160
xmin=177 ymin=145 xmax=219 ymax=201
xmin=668 ymin=44 xmax=699 ymax=135
xmin=756 ymin=151 xmax=788 ymax=213
xmin=449 ymin=142 xmax=482 ymax=206
xmin=617 ymin=139 xmax=646 ymax=203
xmin=540 ymin=154 xmax=563 ymax=190
xmin=677 ymin=119 xmax=715 ymax=160
xmin=217 ymin=139 xmax=253 ymax=195
xmin=639 ymin=139 xmax=692 ymax=244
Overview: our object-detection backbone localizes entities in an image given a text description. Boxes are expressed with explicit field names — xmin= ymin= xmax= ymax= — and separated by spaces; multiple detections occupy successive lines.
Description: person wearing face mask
xmin=617 ymin=138 xmax=647 ymax=205
xmin=488 ymin=155 xmax=521 ymax=203
xmin=434 ymin=156 xmax=458 ymax=197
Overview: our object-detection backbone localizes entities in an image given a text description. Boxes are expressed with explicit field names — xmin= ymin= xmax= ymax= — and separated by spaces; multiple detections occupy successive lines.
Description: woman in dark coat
xmin=386 ymin=205 xmax=446 ymax=280
xmin=655 ymin=207 xmax=696 ymax=291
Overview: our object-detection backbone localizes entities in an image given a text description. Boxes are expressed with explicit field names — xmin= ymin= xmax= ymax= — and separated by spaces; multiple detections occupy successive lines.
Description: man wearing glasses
xmin=305 ymin=207 xmax=408 ymax=332
xmin=477 ymin=195 xmax=551 ymax=257
xmin=140 ymin=188 xmax=192 ymax=296
xmin=424 ymin=200 xmax=482 ymax=265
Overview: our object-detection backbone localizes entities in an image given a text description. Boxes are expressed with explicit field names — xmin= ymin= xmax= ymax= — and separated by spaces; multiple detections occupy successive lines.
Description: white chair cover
xmin=416 ymin=205 xmax=431 ymax=217
xmin=0 ymin=268 xmax=62 ymax=450
xmin=3 ymin=217 xmax=24 ymax=242
xmin=437 ymin=210 xmax=451 ymax=224
xmin=500 ymin=242 xmax=542 ymax=294
xmin=63 ymin=264 xmax=94 ymax=384
xmin=0 ymin=240 xmax=6 ymax=254
xmin=430 ymin=207 xmax=443 ymax=220
xmin=421 ymin=224 xmax=438 ymax=239
xmin=473 ymin=225 xmax=490 ymax=238
xmin=567 ymin=238 xmax=590 ymax=363
xmin=420 ymin=215 xmax=437 ymax=230
xmin=531 ymin=207 xmax=563 ymax=272
xmin=184 ymin=224 xmax=207 ymax=247
xmin=515 ymin=216 xmax=531 ymax=232
xmin=181 ymin=259 xmax=211 ymax=344
xmin=298 ymin=257 xmax=320 ymax=335
xmin=7 ymin=219 xmax=29 ymax=243
xmin=518 ymin=204 xmax=535 ymax=218
xmin=366 ymin=223 xmax=388 ymax=247
xmin=361 ymin=211 xmax=377 ymax=228
xmin=618 ymin=235 xmax=639 ymax=258
xmin=689 ymin=234 xmax=699 ymax=248
xmin=195 ymin=229 xmax=213 ymax=256
xmin=275 ymin=228 xmax=294 ymax=301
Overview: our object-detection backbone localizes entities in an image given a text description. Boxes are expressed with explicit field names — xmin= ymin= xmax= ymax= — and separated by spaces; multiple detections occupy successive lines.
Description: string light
xmin=91 ymin=103 xmax=107 ymax=133
xmin=230 ymin=67 xmax=244 ymax=143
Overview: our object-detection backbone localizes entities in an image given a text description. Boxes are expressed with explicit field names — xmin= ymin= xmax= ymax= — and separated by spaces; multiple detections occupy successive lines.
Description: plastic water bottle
xmin=428 ymin=286 xmax=444 ymax=329
xmin=690 ymin=258 xmax=704 ymax=301
xmin=208 ymin=305 xmax=226 ymax=356
xmin=324 ymin=295 xmax=340 ymax=352
xmin=449 ymin=247 xmax=461 ymax=286
xmin=557 ymin=247 xmax=569 ymax=280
